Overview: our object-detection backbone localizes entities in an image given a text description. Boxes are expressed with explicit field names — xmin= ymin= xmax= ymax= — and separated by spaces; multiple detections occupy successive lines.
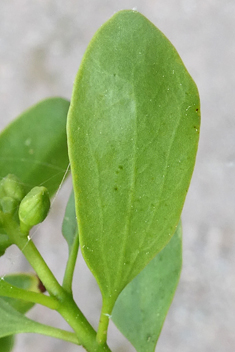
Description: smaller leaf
xmin=112 ymin=223 xmax=182 ymax=352
xmin=0 ymin=297 xmax=79 ymax=346
xmin=0 ymin=297 xmax=46 ymax=338
xmin=0 ymin=335 xmax=14 ymax=352
xmin=2 ymin=273 xmax=42 ymax=314
xmin=0 ymin=273 xmax=42 ymax=350
xmin=0 ymin=97 xmax=70 ymax=197
xmin=62 ymin=190 xmax=78 ymax=254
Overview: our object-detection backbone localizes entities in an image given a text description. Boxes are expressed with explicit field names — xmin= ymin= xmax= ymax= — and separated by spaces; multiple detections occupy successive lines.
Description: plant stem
xmin=96 ymin=299 xmax=113 ymax=345
xmin=3 ymin=217 xmax=113 ymax=351
xmin=0 ymin=278 xmax=59 ymax=310
xmin=3 ymin=216 xmax=64 ymax=299
xmin=57 ymin=293 xmax=112 ymax=352
xmin=62 ymin=231 xmax=79 ymax=293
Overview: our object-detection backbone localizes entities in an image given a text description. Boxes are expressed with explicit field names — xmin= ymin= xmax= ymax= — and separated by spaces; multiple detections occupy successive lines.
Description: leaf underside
xmin=112 ymin=222 xmax=182 ymax=352
xmin=68 ymin=9 xmax=200 ymax=308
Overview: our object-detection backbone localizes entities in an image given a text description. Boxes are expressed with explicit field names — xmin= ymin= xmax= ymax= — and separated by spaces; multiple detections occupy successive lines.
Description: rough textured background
xmin=0 ymin=1 xmax=235 ymax=351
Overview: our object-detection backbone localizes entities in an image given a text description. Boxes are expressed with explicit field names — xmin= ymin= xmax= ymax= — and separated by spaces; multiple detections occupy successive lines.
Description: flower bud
xmin=0 ymin=174 xmax=25 ymax=203
xmin=19 ymin=186 xmax=50 ymax=235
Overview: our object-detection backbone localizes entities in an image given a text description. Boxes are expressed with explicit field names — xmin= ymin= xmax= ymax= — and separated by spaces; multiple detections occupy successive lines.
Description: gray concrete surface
xmin=0 ymin=0 xmax=235 ymax=351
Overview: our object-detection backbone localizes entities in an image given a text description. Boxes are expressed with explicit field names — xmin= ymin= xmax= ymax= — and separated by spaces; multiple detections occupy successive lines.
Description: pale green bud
xmin=19 ymin=186 xmax=50 ymax=235
xmin=0 ymin=174 xmax=25 ymax=202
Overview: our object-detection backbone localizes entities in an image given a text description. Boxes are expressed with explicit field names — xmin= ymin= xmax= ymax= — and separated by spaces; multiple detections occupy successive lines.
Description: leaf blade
xmin=0 ymin=97 xmax=70 ymax=196
xmin=112 ymin=223 xmax=182 ymax=352
xmin=2 ymin=273 xmax=42 ymax=314
xmin=68 ymin=10 xmax=200 ymax=307
xmin=0 ymin=297 xmax=47 ymax=337
xmin=0 ymin=273 xmax=42 ymax=349
xmin=62 ymin=190 xmax=78 ymax=253
xmin=0 ymin=336 xmax=15 ymax=352
xmin=0 ymin=297 xmax=79 ymax=346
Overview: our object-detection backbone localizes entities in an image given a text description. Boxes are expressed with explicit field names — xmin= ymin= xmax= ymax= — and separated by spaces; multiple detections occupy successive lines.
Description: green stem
xmin=57 ymin=293 xmax=112 ymax=352
xmin=96 ymin=300 xmax=113 ymax=345
xmin=62 ymin=231 xmax=79 ymax=293
xmin=3 ymin=216 xmax=64 ymax=299
xmin=0 ymin=279 xmax=59 ymax=310
xmin=3 ymin=216 xmax=113 ymax=352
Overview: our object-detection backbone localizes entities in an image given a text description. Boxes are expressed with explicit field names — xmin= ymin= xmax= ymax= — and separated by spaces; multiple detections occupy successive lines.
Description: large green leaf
xmin=67 ymin=10 xmax=200 ymax=309
xmin=112 ymin=223 xmax=182 ymax=352
xmin=0 ymin=97 xmax=70 ymax=197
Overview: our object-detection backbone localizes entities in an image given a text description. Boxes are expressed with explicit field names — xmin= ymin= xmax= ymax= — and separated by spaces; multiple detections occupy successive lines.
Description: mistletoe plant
xmin=0 ymin=10 xmax=200 ymax=352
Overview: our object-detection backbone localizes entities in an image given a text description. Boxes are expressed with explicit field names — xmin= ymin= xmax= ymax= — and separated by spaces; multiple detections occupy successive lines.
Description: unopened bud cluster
xmin=0 ymin=174 xmax=25 ymax=218
xmin=0 ymin=174 xmax=50 ymax=253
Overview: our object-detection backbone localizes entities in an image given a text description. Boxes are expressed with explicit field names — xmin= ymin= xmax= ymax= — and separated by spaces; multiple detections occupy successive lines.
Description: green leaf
xmin=0 ymin=97 xmax=70 ymax=197
xmin=62 ymin=190 xmax=78 ymax=253
xmin=2 ymin=273 xmax=42 ymax=314
xmin=112 ymin=222 xmax=182 ymax=352
xmin=0 ymin=335 xmax=14 ymax=352
xmin=67 ymin=9 xmax=200 ymax=309
xmin=0 ymin=297 xmax=79 ymax=345
xmin=0 ymin=297 xmax=46 ymax=337
xmin=0 ymin=273 xmax=42 ymax=350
